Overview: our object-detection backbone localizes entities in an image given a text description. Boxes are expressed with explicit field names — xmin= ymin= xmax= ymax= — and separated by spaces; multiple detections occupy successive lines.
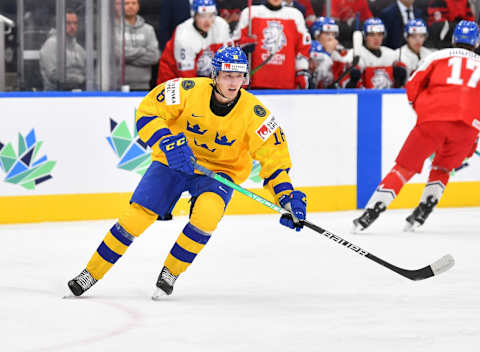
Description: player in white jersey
xmin=356 ymin=18 xmax=407 ymax=89
xmin=309 ymin=41 xmax=334 ymax=88
xmin=157 ymin=0 xmax=231 ymax=84
xmin=334 ymin=18 xmax=407 ymax=89
xmin=396 ymin=19 xmax=434 ymax=77
xmin=309 ymin=17 xmax=341 ymax=88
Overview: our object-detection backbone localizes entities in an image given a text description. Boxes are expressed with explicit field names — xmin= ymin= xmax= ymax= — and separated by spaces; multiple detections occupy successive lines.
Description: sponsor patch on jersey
xmin=221 ymin=63 xmax=248 ymax=73
xmin=473 ymin=118 xmax=480 ymax=130
xmin=165 ymin=78 xmax=180 ymax=105
xmin=181 ymin=79 xmax=195 ymax=90
xmin=256 ymin=115 xmax=279 ymax=141
xmin=254 ymin=105 xmax=266 ymax=117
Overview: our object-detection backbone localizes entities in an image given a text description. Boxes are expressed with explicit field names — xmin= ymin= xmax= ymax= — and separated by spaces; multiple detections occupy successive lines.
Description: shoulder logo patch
xmin=256 ymin=115 xmax=279 ymax=141
xmin=254 ymin=105 xmax=266 ymax=117
xmin=182 ymin=79 xmax=195 ymax=90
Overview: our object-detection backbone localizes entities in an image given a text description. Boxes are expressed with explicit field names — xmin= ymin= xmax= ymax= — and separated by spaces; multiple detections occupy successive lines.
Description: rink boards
xmin=0 ymin=90 xmax=479 ymax=223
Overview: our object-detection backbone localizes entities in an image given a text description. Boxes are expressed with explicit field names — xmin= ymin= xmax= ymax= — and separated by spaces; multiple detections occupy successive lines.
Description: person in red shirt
xmin=329 ymin=0 xmax=373 ymax=48
xmin=353 ymin=20 xmax=480 ymax=232
xmin=233 ymin=0 xmax=312 ymax=89
xmin=427 ymin=0 xmax=474 ymax=26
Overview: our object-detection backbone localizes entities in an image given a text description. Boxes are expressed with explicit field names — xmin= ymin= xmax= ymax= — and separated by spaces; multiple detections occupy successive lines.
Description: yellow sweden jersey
xmin=136 ymin=77 xmax=293 ymax=197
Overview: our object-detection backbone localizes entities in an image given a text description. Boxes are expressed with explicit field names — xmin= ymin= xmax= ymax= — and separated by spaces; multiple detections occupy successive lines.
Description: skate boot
xmin=67 ymin=269 xmax=97 ymax=296
xmin=152 ymin=266 xmax=178 ymax=300
xmin=404 ymin=195 xmax=438 ymax=231
xmin=352 ymin=201 xmax=386 ymax=232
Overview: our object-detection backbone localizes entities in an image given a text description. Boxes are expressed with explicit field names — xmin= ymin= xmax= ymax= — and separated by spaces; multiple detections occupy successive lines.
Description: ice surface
xmin=1 ymin=208 xmax=479 ymax=351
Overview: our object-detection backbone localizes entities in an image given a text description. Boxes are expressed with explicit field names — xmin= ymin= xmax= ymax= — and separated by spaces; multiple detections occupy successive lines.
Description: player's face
xmin=267 ymin=0 xmax=283 ymax=6
xmin=66 ymin=13 xmax=78 ymax=37
xmin=407 ymin=34 xmax=426 ymax=54
xmin=195 ymin=13 xmax=215 ymax=32
xmin=215 ymin=71 xmax=245 ymax=102
xmin=399 ymin=0 xmax=415 ymax=7
xmin=124 ymin=0 xmax=139 ymax=17
xmin=317 ymin=32 xmax=338 ymax=53
xmin=365 ymin=32 xmax=384 ymax=50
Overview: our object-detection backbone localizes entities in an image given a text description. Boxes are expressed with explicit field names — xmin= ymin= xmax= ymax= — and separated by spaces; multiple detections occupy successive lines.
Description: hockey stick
xmin=250 ymin=52 xmax=274 ymax=76
xmin=193 ymin=161 xmax=455 ymax=281
xmin=327 ymin=30 xmax=362 ymax=88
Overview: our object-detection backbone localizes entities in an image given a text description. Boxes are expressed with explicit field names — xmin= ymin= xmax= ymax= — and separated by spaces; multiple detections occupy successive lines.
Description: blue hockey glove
xmin=159 ymin=132 xmax=195 ymax=174
xmin=279 ymin=190 xmax=307 ymax=232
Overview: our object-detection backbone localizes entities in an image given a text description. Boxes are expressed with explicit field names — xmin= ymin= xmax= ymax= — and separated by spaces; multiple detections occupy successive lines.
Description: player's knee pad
xmin=118 ymin=202 xmax=158 ymax=237
xmin=189 ymin=192 xmax=225 ymax=233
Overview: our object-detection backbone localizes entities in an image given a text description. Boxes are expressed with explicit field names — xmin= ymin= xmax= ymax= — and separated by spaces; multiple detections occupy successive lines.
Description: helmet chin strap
xmin=213 ymin=81 xmax=229 ymax=100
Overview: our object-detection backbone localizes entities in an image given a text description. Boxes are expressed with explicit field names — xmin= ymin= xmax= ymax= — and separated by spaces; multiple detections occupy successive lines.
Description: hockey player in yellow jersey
xmin=67 ymin=46 xmax=307 ymax=298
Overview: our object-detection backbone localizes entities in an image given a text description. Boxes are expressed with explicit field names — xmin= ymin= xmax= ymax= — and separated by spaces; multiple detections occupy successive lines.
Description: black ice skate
xmin=67 ymin=269 xmax=97 ymax=296
xmin=352 ymin=201 xmax=386 ymax=232
xmin=152 ymin=266 xmax=178 ymax=300
xmin=404 ymin=195 xmax=438 ymax=232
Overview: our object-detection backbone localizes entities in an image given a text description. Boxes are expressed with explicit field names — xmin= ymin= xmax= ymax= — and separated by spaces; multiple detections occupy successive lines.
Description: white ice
xmin=1 ymin=208 xmax=479 ymax=352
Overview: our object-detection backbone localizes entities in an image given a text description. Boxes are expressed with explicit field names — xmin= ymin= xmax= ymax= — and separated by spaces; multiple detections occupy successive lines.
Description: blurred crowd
xmin=1 ymin=0 xmax=480 ymax=91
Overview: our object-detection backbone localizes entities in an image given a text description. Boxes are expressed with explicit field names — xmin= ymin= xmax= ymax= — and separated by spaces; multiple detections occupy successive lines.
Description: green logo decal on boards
xmin=0 ymin=129 xmax=56 ymax=189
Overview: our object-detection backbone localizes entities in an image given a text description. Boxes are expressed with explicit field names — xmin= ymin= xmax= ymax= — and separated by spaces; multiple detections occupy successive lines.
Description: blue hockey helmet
xmin=192 ymin=0 xmax=217 ymax=15
xmin=404 ymin=19 xmax=428 ymax=38
xmin=363 ymin=17 xmax=385 ymax=36
xmin=311 ymin=17 xmax=339 ymax=37
xmin=309 ymin=40 xmax=329 ymax=59
xmin=211 ymin=46 xmax=249 ymax=82
xmin=452 ymin=20 xmax=480 ymax=47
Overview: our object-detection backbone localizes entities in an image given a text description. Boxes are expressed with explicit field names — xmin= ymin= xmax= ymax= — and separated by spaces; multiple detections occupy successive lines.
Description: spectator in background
xmin=156 ymin=0 xmax=191 ymax=51
xmin=286 ymin=0 xmax=317 ymax=27
xmin=39 ymin=8 xmax=86 ymax=91
xmin=379 ymin=0 xmax=425 ymax=49
xmin=368 ymin=0 xmax=396 ymax=16
xmin=157 ymin=0 xmax=231 ymax=84
xmin=233 ymin=0 xmax=312 ymax=89
xmin=118 ymin=0 xmax=160 ymax=91
xmin=397 ymin=19 xmax=434 ymax=76
xmin=426 ymin=0 xmax=475 ymax=48
xmin=330 ymin=0 xmax=373 ymax=48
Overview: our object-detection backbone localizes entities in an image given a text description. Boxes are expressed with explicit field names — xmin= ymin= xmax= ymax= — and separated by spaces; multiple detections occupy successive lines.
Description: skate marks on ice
xmin=1 ymin=209 xmax=479 ymax=351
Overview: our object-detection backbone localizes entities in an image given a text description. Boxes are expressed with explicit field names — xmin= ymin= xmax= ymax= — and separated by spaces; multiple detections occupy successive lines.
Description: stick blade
xmin=430 ymin=254 xmax=455 ymax=276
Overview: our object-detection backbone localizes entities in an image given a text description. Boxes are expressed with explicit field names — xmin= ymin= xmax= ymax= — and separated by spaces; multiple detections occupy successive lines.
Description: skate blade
xmin=151 ymin=288 xmax=168 ymax=301
xmin=403 ymin=221 xmax=419 ymax=232
xmin=62 ymin=289 xmax=77 ymax=299
xmin=351 ymin=221 xmax=364 ymax=234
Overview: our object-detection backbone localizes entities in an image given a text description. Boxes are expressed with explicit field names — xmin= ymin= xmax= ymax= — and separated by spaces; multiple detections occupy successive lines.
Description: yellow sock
xmin=86 ymin=203 xmax=157 ymax=280
xmin=164 ymin=192 xmax=225 ymax=276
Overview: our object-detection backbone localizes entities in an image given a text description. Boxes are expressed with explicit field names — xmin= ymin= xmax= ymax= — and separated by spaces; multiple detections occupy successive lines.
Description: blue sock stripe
xmin=136 ymin=115 xmax=157 ymax=132
xmin=97 ymin=242 xmax=121 ymax=264
xmin=146 ymin=128 xmax=171 ymax=147
xmin=273 ymin=182 xmax=293 ymax=195
xmin=170 ymin=243 xmax=196 ymax=263
xmin=183 ymin=223 xmax=211 ymax=244
xmin=110 ymin=223 xmax=134 ymax=246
